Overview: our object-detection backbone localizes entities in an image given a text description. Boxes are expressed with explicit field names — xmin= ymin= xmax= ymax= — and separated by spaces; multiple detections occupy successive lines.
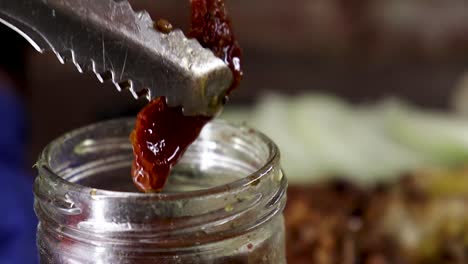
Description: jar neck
xmin=34 ymin=119 xmax=286 ymax=247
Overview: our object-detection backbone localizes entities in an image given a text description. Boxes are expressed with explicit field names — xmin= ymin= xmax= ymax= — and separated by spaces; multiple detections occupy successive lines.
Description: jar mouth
xmin=37 ymin=118 xmax=280 ymax=200
xmin=35 ymin=118 xmax=286 ymax=247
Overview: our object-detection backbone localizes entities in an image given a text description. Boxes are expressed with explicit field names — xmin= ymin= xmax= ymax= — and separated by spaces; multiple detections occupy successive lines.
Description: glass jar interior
xmin=45 ymin=118 xmax=274 ymax=193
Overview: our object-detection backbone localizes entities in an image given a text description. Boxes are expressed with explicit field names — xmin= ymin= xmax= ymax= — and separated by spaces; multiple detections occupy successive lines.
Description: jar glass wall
xmin=34 ymin=119 xmax=287 ymax=263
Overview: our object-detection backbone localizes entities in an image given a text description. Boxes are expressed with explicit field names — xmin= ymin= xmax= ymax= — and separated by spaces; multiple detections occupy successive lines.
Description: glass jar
xmin=34 ymin=118 xmax=287 ymax=264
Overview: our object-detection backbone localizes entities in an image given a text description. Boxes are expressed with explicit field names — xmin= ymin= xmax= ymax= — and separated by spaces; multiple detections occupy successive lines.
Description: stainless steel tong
xmin=0 ymin=0 xmax=233 ymax=116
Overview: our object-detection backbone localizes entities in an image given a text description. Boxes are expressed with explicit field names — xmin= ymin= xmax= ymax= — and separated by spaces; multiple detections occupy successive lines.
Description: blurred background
xmin=24 ymin=0 xmax=468 ymax=160
xmin=3 ymin=0 xmax=468 ymax=263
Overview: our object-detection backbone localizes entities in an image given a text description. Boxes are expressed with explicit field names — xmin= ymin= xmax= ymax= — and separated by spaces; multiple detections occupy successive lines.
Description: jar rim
xmin=37 ymin=118 xmax=280 ymax=200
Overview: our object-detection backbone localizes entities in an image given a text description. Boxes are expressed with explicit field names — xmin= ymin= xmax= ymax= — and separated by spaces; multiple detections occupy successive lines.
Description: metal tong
xmin=0 ymin=0 xmax=233 ymax=116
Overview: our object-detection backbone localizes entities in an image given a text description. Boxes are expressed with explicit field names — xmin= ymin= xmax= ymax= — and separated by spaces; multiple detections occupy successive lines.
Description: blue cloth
xmin=0 ymin=89 xmax=38 ymax=264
